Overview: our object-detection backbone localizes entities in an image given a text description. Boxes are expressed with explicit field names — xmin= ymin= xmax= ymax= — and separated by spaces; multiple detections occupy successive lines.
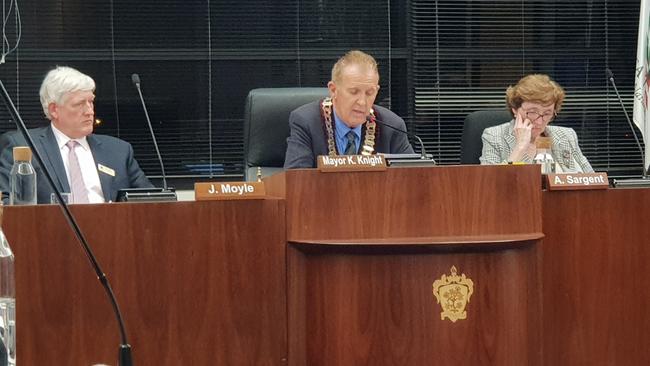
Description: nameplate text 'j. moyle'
xmin=194 ymin=182 xmax=266 ymax=200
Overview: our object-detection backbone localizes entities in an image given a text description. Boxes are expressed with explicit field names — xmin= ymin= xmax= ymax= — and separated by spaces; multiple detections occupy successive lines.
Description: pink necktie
xmin=66 ymin=140 xmax=89 ymax=203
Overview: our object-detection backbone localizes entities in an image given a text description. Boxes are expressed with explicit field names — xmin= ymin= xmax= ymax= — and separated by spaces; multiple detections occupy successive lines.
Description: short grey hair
xmin=39 ymin=66 xmax=95 ymax=119
xmin=331 ymin=50 xmax=379 ymax=83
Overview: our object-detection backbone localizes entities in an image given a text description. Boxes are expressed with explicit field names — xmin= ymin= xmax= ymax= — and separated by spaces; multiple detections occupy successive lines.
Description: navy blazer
xmin=0 ymin=125 xmax=153 ymax=204
xmin=284 ymin=101 xmax=414 ymax=168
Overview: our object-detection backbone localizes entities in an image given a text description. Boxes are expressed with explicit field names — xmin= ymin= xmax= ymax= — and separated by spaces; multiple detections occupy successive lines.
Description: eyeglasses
xmin=525 ymin=110 xmax=556 ymax=123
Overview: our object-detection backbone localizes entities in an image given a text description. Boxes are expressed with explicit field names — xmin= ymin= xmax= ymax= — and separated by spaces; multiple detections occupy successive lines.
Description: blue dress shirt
xmin=333 ymin=110 xmax=362 ymax=154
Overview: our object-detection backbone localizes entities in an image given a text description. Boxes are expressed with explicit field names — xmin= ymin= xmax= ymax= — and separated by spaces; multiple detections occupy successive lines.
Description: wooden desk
xmin=542 ymin=188 xmax=650 ymax=365
xmin=6 ymin=167 xmax=649 ymax=365
xmin=3 ymin=200 xmax=287 ymax=365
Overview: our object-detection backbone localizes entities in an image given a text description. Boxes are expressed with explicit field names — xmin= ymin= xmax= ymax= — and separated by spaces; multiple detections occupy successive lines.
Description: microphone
xmin=606 ymin=69 xmax=650 ymax=187
xmin=371 ymin=116 xmax=436 ymax=164
xmin=0 ymin=80 xmax=134 ymax=365
xmin=131 ymin=73 xmax=171 ymax=192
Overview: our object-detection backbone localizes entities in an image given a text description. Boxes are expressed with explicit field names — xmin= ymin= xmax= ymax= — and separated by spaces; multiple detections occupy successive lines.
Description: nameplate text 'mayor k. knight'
xmin=317 ymin=155 xmax=387 ymax=172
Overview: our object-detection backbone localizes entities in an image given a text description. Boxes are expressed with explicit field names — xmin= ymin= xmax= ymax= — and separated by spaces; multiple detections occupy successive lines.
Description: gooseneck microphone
xmin=606 ymin=68 xmax=647 ymax=178
xmin=607 ymin=69 xmax=650 ymax=187
xmin=0 ymin=81 xmax=134 ymax=365
xmin=131 ymin=73 xmax=169 ymax=190
xmin=372 ymin=117 xmax=436 ymax=164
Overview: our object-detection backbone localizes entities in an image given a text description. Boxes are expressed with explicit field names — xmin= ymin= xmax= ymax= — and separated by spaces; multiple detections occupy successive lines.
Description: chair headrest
xmin=243 ymin=87 xmax=329 ymax=168
xmin=460 ymin=109 xmax=512 ymax=164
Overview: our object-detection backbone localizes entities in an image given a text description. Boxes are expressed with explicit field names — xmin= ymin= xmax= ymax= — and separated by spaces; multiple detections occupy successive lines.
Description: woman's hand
xmin=513 ymin=112 xmax=533 ymax=146
xmin=509 ymin=111 xmax=536 ymax=162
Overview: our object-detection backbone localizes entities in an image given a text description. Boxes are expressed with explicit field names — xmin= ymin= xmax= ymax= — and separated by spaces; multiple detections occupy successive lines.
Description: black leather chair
xmin=459 ymin=109 xmax=512 ymax=164
xmin=243 ymin=87 xmax=329 ymax=181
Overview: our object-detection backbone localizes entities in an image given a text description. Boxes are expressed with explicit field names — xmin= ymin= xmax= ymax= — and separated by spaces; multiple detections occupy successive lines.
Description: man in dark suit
xmin=0 ymin=66 xmax=152 ymax=204
xmin=284 ymin=50 xmax=414 ymax=169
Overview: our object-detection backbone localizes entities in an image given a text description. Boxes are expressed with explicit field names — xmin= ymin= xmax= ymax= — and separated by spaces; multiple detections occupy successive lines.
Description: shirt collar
xmin=51 ymin=123 xmax=90 ymax=151
xmin=333 ymin=108 xmax=362 ymax=139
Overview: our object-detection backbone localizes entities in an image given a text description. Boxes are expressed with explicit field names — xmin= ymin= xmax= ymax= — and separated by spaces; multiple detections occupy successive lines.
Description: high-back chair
xmin=460 ymin=109 xmax=512 ymax=164
xmin=242 ymin=87 xmax=329 ymax=180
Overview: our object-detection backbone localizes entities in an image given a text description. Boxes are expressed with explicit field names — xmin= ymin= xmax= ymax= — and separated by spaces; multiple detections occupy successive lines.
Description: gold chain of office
xmin=321 ymin=97 xmax=376 ymax=156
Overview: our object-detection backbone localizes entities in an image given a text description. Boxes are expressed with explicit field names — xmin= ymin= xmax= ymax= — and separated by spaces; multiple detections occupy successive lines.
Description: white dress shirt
xmin=51 ymin=124 xmax=105 ymax=203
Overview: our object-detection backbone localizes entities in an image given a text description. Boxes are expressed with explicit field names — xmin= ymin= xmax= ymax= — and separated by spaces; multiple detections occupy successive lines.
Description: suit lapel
xmin=548 ymin=127 xmax=575 ymax=171
xmin=37 ymin=127 xmax=69 ymax=192
xmin=87 ymin=135 xmax=113 ymax=200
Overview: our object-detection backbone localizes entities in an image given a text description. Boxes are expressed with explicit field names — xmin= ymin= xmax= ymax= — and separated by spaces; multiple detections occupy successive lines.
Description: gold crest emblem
xmin=432 ymin=266 xmax=474 ymax=322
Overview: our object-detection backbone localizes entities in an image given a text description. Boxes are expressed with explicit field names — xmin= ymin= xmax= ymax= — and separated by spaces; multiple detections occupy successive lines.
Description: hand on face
xmin=506 ymin=111 xmax=537 ymax=162
xmin=513 ymin=111 xmax=533 ymax=146
xmin=515 ymin=101 xmax=555 ymax=143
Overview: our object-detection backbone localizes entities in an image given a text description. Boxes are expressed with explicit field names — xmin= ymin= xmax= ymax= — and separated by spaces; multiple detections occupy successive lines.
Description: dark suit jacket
xmin=284 ymin=101 xmax=414 ymax=168
xmin=0 ymin=126 xmax=153 ymax=204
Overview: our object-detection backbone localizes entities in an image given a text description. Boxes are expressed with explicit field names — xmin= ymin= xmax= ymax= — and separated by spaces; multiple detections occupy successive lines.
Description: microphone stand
xmin=114 ymin=73 xmax=177 ymax=202
xmin=606 ymin=69 xmax=650 ymax=187
xmin=131 ymin=74 xmax=169 ymax=191
xmin=372 ymin=117 xmax=437 ymax=166
xmin=0 ymin=79 xmax=134 ymax=366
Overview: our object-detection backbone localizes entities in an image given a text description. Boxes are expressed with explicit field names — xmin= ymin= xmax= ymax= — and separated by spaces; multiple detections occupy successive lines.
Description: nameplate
xmin=194 ymin=182 xmax=266 ymax=200
xmin=546 ymin=173 xmax=609 ymax=190
xmin=317 ymin=155 xmax=387 ymax=172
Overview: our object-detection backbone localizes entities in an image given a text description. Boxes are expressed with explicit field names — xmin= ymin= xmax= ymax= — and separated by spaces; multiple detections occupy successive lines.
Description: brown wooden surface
xmin=542 ymin=188 xmax=650 ymax=365
xmin=2 ymin=200 xmax=287 ymax=365
xmin=289 ymin=244 xmax=540 ymax=366
xmin=290 ymin=233 xmax=544 ymax=251
xmin=9 ymin=166 xmax=646 ymax=365
xmin=291 ymin=233 xmax=544 ymax=245
xmin=268 ymin=165 xmax=543 ymax=366
xmin=266 ymin=165 xmax=543 ymax=241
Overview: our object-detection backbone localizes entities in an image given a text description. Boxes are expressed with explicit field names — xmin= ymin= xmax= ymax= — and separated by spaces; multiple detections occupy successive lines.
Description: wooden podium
xmin=265 ymin=165 xmax=544 ymax=366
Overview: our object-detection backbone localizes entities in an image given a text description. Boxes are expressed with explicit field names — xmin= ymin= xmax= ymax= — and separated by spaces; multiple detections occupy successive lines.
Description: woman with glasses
xmin=479 ymin=74 xmax=593 ymax=173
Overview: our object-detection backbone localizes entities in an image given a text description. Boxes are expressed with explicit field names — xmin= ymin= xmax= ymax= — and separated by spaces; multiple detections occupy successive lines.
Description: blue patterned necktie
xmin=344 ymin=131 xmax=356 ymax=155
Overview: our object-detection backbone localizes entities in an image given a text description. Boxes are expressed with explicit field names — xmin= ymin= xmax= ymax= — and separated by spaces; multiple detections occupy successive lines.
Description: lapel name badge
xmin=98 ymin=164 xmax=116 ymax=177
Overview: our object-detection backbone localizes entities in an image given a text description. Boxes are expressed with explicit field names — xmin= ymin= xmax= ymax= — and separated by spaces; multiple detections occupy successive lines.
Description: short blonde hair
xmin=39 ymin=66 xmax=95 ymax=119
xmin=331 ymin=50 xmax=379 ymax=83
xmin=506 ymin=74 xmax=565 ymax=116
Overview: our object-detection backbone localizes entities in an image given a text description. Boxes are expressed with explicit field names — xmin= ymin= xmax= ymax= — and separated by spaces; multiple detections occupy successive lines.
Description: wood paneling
xmin=268 ymin=166 xmax=543 ymax=366
xmin=3 ymin=200 xmax=287 ymax=365
xmin=266 ymin=165 xmax=542 ymax=241
xmin=291 ymin=246 xmax=540 ymax=366
xmin=8 ymin=167 xmax=648 ymax=365
xmin=542 ymin=189 xmax=650 ymax=365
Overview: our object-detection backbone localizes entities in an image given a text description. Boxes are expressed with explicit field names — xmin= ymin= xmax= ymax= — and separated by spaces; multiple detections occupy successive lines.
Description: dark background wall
xmin=0 ymin=0 xmax=641 ymax=186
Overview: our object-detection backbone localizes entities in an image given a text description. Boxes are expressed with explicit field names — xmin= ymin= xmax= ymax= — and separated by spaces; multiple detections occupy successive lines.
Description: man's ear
xmin=327 ymin=81 xmax=336 ymax=99
xmin=48 ymin=103 xmax=58 ymax=120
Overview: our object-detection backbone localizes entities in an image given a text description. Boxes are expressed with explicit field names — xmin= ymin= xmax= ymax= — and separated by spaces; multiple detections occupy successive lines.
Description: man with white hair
xmin=0 ymin=66 xmax=152 ymax=204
